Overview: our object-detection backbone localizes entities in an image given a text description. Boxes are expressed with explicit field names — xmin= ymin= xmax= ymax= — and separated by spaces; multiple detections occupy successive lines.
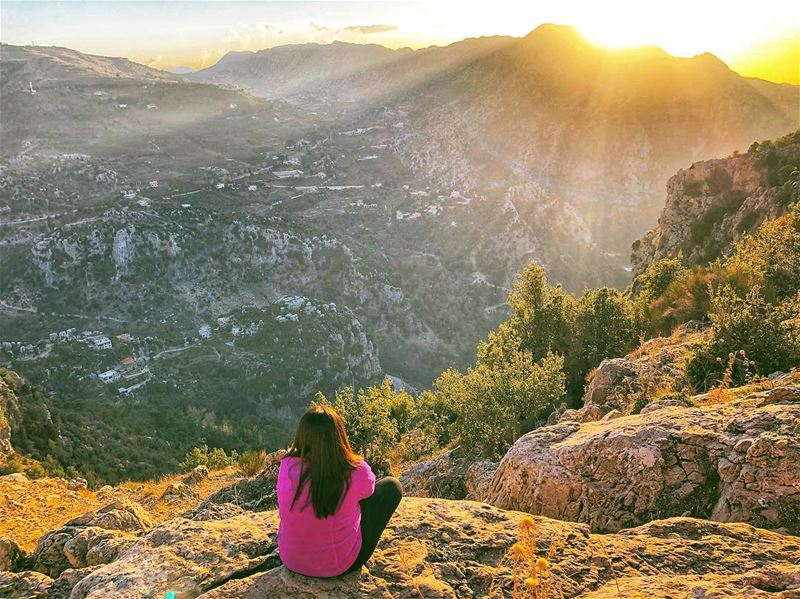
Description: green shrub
xmin=632 ymin=257 xmax=688 ymax=303
xmin=686 ymin=286 xmax=800 ymax=390
xmin=179 ymin=445 xmax=211 ymax=471
xmin=646 ymin=261 xmax=757 ymax=334
xmin=179 ymin=445 xmax=237 ymax=472
xmin=24 ymin=460 xmax=46 ymax=479
xmin=315 ymin=378 xmax=406 ymax=466
xmin=208 ymin=447 xmax=237 ymax=470
xmin=435 ymin=348 xmax=565 ymax=460
xmin=564 ymin=287 xmax=643 ymax=396
xmin=42 ymin=454 xmax=66 ymax=478
xmin=728 ymin=204 xmax=800 ymax=301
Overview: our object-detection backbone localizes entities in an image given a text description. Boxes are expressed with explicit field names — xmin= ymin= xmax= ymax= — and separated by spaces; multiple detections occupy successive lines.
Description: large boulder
xmin=31 ymin=498 xmax=799 ymax=599
xmin=29 ymin=499 xmax=150 ymax=578
xmin=185 ymin=465 xmax=210 ymax=485
xmin=30 ymin=525 xmax=136 ymax=579
xmin=399 ymin=447 xmax=498 ymax=501
xmin=70 ymin=510 xmax=279 ymax=598
xmin=0 ymin=538 xmax=22 ymax=571
xmin=486 ymin=387 xmax=800 ymax=532
xmin=0 ymin=570 xmax=53 ymax=598
xmin=64 ymin=498 xmax=155 ymax=532
xmin=190 ymin=451 xmax=284 ymax=515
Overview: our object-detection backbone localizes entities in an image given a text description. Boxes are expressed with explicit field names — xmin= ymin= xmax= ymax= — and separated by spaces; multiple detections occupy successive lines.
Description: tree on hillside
xmin=315 ymin=378 xmax=414 ymax=468
xmin=433 ymin=346 xmax=565 ymax=460
xmin=505 ymin=263 xmax=574 ymax=360
xmin=565 ymin=287 xmax=643 ymax=396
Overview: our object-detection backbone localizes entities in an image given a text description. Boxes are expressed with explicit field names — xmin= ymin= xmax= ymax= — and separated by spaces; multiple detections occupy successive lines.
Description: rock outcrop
xmin=0 ymin=371 xmax=24 ymax=458
xmin=3 ymin=498 xmax=799 ymax=598
xmin=631 ymin=135 xmax=800 ymax=274
xmin=188 ymin=451 xmax=284 ymax=517
xmin=557 ymin=323 xmax=706 ymax=423
xmin=399 ymin=447 xmax=498 ymax=501
xmin=28 ymin=499 xmax=152 ymax=578
xmin=487 ymin=381 xmax=800 ymax=533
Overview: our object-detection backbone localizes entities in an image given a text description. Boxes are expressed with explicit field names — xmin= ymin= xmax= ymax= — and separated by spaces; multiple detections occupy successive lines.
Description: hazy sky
xmin=2 ymin=1 xmax=799 ymax=83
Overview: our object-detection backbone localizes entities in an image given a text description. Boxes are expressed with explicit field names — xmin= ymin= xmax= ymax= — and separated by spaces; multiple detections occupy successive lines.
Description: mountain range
xmin=0 ymin=26 xmax=798 ymax=479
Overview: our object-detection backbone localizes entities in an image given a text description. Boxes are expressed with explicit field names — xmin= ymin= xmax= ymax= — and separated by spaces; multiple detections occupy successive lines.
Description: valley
xmin=1 ymin=29 xmax=798 ymax=481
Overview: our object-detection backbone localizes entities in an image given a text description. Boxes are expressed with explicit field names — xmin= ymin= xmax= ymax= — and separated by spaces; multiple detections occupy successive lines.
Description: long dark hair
xmin=285 ymin=404 xmax=362 ymax=518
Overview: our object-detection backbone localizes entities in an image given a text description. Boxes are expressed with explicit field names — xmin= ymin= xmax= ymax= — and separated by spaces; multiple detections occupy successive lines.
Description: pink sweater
xmin=277 ymin=456 xmax=376 ymax=577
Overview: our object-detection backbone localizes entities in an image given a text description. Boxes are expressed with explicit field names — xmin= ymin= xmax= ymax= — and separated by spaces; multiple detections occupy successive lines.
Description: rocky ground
xmin=0 ymin=465 xmax=244 ymax=553
xmin=3 ymin=330 xmax=800 ymax=597
xmin=2 ymin=494 xmax=799 ymax=598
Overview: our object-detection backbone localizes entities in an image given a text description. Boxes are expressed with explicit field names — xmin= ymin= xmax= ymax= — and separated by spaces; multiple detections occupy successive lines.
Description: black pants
xmin=343 ymin=476 xmax=403 ymax=574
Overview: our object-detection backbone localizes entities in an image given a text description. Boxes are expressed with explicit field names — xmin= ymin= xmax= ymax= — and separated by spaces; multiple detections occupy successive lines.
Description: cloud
xmin=340 ymin=24 xmax=398 ymax=35
xmin=309 ymin=22 xmax=331 ymax=33
xmin=260 ymin=22 xmax=284 ymax=34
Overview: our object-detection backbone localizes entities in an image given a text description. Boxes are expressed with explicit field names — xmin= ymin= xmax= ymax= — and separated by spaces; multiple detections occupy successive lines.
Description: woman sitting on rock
xmin=277 ymin=404 xmax=403 ymax=577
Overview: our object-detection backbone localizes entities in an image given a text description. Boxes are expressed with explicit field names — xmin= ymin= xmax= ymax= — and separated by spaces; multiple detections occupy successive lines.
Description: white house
xmin=149 ymin=180 xmax=158 ymax=188
xmin=198 ymin=324 xmax=212 ymax=339
xmin=92 ymin=336 xmax=112 ymax=350
xmin=247 ymin=185 xmax=257 ymax=191
xmin=98 ymin=370 xmax=120 ymax=383
xmin=273 ymin=169 xmax=303 ymax=179
xmin=118 ymin=104 xmax=128 ymax=109
xmin=215 ymin=182 xmax=225 ymax=190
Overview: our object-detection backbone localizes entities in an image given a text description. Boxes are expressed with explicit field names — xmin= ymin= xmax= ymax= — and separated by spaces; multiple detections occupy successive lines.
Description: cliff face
xmin=0 ymin=370 xmax=58 ymax=471
xmin=631 ymin=132 xmax=800 ymax=274
xmin=0 ymin=372 xmax=21 ymax=456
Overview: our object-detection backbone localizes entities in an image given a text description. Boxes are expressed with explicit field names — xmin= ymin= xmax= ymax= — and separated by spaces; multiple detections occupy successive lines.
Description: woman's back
xmin=277 ymin=456 xmax=375 ymax=577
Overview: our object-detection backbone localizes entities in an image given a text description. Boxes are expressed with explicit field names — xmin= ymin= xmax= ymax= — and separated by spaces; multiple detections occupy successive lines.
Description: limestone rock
xmin=631 ymin=144 xmax=798 ymax=275
xmin=486 ymin=390 xmax=800 ymax=532
xmin=0 ymin=570 xmax=53 ymax=598
xmin=0 ymin=538 xmax=22 ymax=571
xmin=70 ymin=510 xmax=279 ymax=598
xmin=8 ymin=498 xmax=800 ymax=599
xmin=186 ymin=465 xmax=210 ymax=485
xmin=30 ymin=499 xmax=148 ymax=578
xmin=47 ymin=567 xmax=99 ymax=599
xmin=62 ymin=527 xmax=134 ymax=569
xmin=199 ymin=501 xmax=799 ymax=599
xmin=583 ymin=358 xmax=637 ymax=409
xmin=570 ymin=324 xmax=705 ymax=421
xmin=464 ymin=459 xmax=499 ymax=502
xmin=162 ymin=481 xmax=195 ymax=500
xmin=191 ymin=451 xmax=283 ymax=514
xmin=30 ymin=529 xmax=77 ymax=578
xmin=65 ymin=498 xmax=154 ymax=532
xmin=30 ymin=526 xmax=134 ymax=578
xmin=185 ymin=502 xmax=246 ymax=522
xmin=399 ymin=447 xmax=498 ymax=501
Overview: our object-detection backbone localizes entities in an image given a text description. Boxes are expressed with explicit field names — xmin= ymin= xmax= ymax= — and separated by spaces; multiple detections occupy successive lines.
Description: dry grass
xmin=0 ymin=466 xmax=243 ymax=551
xmin=237 ymin=450 xmax=267 ymax=477
xmin=703 ymin=352 xmax=738 ymax=405
xmin=489 ymin=516 xmax=563 ymax=599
